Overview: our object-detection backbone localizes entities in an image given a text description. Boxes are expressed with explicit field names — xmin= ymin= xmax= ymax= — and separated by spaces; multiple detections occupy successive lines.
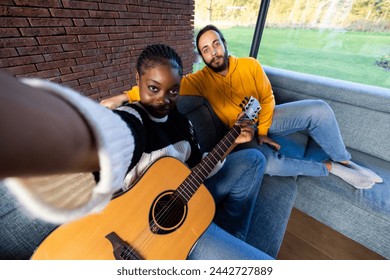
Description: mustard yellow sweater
xmin=126 ymin=56 xmax=275 ymax=136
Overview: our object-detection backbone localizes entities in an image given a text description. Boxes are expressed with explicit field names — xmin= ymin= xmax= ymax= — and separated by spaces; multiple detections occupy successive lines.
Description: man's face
xmin=198 ymin=30 xmax=228 ymax=74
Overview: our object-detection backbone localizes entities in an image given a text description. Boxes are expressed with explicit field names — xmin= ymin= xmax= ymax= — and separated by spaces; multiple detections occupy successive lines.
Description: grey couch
xmin=264 ymin=66 xmax=390 ymax=259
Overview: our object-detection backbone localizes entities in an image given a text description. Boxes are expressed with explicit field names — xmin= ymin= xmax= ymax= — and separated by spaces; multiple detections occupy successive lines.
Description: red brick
xmin=65 ymin=27 xmax=100 ymax=35
xmin=0 ymin=37 xmax=38 ymax=48
xmin=60 ymin=70 xmax=95 ymax=83
xmin=0 ymin=55 xmax=44 ymax=68
xmin=28 ymin=18 xmax=74 ymax=27
xmin=102 ymin=57 xmax=128 ymax=67
xmin=0 ymin=28 xmax=20 ymax=37
xmin=78 ymin=73 xmax=107 ymax=85
xmin=36 ymin=59 xmax=77 ymax=71
xmin=82 ymin=48 xmax=111 ymax=57
xmin=13 ymin=0 xmax=62 ymax=8
xmin=71 ymin=62 xmax=103 ymax=73
xmin=76 ymin=55 xmax=107 ymax=65
xmin=32 ymin=69 xmax=62 ymax=80
xmin=43 ymin=51 xmax=82 ymax=62
xmin=60 ymin=67 xmax=73 ymax=75
xmin=19 ymin=27 xmax=66 ymax=37
xmin=88 ymin=10 xmax=119 ymax=19
xmin=98 ymin=3 xmax=127 ymax=12
xmin=99 ymin=26 xmax=128 ymax=34
xmin=0 ymin=6 xmax=51 ymax=17
xmin=49 ymin=8 xmax=89 ymax=18
xmin=61 ymin=79 xmax=80 ymax=88
xmin=0 ymin=17 xmax=29 ymax=27
xmin=61 ymin=0 xmax=99 ymax=10
xmin=73 ymin=19 xmax=86 ymax=27
xmin=37 ymin=35 xmax=78 ymax=45
xmin=17 ymin=45 xmax=63 ymax=56
xmin=94 ymin=65 xmax=121 ymax=75
xmin=62 ymin=42 xmax=97 ymax=52
xmin=118 ymin=12 xmax=144 ymax=19
xmin=84 ymin=18 xmax=116 ymax=26
xmin=6 ymin=64 xmax=37 ymax=76
xmin=77 ymin=34 xmax=109 ymax=43
xmin=0 ymin=48 xmax=18 ymax=58
xmin=96 ymin=40 xmax=125 ymax=48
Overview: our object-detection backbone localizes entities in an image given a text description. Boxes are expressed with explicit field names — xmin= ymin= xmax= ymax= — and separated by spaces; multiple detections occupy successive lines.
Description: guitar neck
xmin=177 ymin=124 xmax=241 ymax=202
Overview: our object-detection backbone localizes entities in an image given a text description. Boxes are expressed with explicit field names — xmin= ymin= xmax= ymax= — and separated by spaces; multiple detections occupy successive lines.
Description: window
xmin=259 ymin=0 xmax=389 ymax=89
xmin=195 ymin=0 xmax=389 ymax=89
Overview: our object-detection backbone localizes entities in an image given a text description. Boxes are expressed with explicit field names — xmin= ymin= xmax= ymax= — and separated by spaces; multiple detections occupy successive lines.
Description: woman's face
xmin=137 ymin=63 xmax=181 ymax=118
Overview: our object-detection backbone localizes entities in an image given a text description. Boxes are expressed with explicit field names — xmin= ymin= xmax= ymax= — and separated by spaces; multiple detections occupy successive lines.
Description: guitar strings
xmin=120 ymin=95 xmax=260 ymax=259
xmin=121 ymin=126 xmax=242 ymax=259
xmin=126 ymin=101 xmax=259 ymax=258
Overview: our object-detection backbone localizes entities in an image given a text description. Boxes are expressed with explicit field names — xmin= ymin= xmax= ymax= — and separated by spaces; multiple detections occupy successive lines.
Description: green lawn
xmin=196 ymin=26 xmax=390 ymax=89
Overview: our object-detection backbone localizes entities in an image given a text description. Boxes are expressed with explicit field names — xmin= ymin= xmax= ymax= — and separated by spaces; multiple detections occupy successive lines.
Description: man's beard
xmin=205 ymin=52 xmax=228 ymax=73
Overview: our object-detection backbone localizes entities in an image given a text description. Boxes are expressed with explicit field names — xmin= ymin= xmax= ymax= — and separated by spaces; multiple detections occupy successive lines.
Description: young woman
xmin=0 ymin=44 xmax=271 ymax=259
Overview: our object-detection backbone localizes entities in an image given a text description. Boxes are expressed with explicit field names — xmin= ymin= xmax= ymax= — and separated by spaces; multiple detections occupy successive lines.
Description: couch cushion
xmin=294 ymin=148 xmax=390 ymax=258
xmin=247 ymin=175 xmax=297 ymax=258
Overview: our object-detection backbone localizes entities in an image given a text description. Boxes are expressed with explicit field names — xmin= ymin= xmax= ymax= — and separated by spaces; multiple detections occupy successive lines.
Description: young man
xmin=101 ymin=25 xmax=382 ymax=190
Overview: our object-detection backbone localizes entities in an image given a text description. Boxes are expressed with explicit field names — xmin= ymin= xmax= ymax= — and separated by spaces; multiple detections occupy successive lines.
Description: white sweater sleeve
xmin=4 ymin=78 xmax=134 ymax=224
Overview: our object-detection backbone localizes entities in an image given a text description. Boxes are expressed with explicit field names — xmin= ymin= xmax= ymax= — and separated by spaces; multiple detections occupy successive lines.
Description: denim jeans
xmin=238 ymin=100 xmax=351 ymax=177
xmin=204 ymin=148 xmax=266 ymax=241
xmin=0 ymin=183 xmax=58 ymax=260
xmin=188 ymin=222 xmax=273 ymax=260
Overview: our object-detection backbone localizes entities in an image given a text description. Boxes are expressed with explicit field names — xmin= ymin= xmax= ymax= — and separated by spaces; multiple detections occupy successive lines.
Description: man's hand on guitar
xmin=258 ymin=135 xmax=281 ymax=151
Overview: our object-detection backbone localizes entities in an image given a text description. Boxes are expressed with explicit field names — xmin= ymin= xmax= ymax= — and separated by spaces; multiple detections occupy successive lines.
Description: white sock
xmin=329 ymin=162 xmax=375 ymax=189
xmin=346 ymin=161 xmax=383 ymax=183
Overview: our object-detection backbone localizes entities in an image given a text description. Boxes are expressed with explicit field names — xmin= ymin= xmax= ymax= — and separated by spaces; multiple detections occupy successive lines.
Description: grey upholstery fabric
xmin=265 ymin=66 xmax=390 ymax=259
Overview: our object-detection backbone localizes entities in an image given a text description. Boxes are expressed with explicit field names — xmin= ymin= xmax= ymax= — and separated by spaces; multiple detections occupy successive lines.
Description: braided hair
xmin=136 ymin=44 xmax=183 ymax=78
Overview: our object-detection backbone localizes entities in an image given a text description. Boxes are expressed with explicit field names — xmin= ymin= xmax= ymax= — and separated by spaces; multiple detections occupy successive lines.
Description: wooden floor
xmin=277 ymin=208 xmax=386 ymax=260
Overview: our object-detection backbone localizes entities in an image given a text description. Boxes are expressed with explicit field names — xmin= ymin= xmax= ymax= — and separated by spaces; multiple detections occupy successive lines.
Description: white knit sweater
xmin=4 ymin=78 xmax=134 ymax=224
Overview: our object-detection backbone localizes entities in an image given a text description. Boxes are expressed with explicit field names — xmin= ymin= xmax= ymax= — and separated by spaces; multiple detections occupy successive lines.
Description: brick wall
xmin=0 ymin=0 xmax=195 ymax=100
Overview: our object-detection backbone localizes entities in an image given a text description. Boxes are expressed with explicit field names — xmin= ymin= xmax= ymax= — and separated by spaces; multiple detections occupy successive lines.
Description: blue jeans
xmin=238 ymin=100 xmax=351 ymax=177
xmin=188 ymin=222 xmax=273 ymax=260
xmin=204 ymin=148 xmax=266 ymax=241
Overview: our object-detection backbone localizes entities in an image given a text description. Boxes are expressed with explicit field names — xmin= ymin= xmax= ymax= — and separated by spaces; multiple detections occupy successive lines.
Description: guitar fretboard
xmin=177 ymin=124 xmax=241 ymax=203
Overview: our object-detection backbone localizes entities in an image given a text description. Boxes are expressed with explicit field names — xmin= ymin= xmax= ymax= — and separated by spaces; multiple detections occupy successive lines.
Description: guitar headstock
xmin=239 ymin=96 xmax=261 ymax=123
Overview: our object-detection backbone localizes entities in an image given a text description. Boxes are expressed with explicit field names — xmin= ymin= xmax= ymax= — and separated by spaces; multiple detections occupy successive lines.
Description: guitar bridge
xmin=105 ymin=232 xmax=142 ymax=260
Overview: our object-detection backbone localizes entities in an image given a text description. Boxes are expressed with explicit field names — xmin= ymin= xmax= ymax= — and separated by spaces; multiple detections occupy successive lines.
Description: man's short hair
xmin=196 ymin=25 xmax=227 ymax=55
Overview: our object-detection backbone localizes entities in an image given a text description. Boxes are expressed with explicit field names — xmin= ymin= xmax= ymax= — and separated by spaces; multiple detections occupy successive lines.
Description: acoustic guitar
xmin=31 ymin=96 xmax=260 ymax=260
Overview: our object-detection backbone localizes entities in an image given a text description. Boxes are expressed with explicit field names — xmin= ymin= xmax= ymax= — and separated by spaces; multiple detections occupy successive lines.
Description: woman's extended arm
xmin=0 ymin=71 xmax=99 ymax=178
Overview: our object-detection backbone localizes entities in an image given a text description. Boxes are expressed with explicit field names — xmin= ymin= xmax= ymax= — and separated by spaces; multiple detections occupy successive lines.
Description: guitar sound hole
xmin=150 ymin=191 xmax=187 ymax=234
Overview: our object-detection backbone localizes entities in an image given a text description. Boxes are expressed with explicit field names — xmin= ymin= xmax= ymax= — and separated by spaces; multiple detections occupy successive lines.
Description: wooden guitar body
xmin=31 ymin=157 xmax=215 ymax=260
